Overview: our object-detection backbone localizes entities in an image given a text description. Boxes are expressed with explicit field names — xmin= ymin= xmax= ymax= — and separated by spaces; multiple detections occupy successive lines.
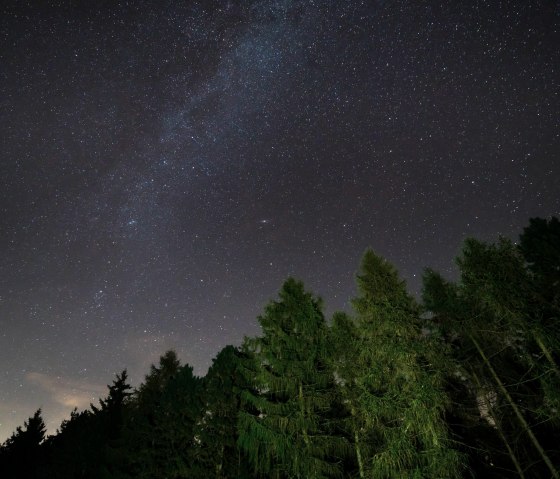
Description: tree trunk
xmin=472 ymin=371 xmax=525 ymax=479
xmin=471 ymin=335 xmax=559 ymax=479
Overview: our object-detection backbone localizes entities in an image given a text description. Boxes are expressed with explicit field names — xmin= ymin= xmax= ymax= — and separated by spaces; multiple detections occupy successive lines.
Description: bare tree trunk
xmin=471 ymin=335 xmax=559 ymax=479
xmin=472 ymin=371 xmax=525 ymax=479
xmin=350 ymin=404 xmax=365 ymax=479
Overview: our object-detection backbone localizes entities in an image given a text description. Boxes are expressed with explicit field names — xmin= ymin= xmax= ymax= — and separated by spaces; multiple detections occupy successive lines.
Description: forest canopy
xmin=1 ymin=217 xmax=559 ymax=478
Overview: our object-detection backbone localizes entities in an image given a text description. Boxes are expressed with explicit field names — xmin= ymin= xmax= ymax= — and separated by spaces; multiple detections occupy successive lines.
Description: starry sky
xmin=1 ymin=0 xmax=559 ymax=440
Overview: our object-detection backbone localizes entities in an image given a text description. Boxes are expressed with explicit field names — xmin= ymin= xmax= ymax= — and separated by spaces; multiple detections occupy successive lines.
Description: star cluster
xmin=1 ymin=0 xmax=558 ymax=439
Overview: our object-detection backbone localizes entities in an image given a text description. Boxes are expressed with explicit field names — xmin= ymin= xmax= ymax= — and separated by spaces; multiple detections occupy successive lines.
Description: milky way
xmin=1 ymin=0 xmax=558 ymax=439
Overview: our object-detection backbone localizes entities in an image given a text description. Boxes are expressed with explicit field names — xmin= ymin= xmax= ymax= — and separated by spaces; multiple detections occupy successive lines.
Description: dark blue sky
xmin=1 ymin=0 xmax=558 ymax=439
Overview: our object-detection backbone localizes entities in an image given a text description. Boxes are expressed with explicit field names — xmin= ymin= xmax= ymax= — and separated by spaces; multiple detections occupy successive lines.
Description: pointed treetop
xmin=3 ymin=409 xmax=46 ymax=449
xmin=258 ymin=277 xmax=324 ymax=336
xmin=352 ymin=249 xmax=414 ymax=315
xmin=421 ymin=268 xmax=459 ymax=316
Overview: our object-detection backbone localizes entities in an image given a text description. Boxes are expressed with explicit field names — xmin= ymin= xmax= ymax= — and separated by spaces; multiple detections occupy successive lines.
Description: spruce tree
xmin=328 ymin=312 xmax=370 ymax=478
xmin=0 ymin=409 xmax=46 ymax=479
xmin=41 ymin=371 xmax=132 ymax=479
xmin=191 ymin=345 xmax=251 ymax=478
xmin=352 ymin=250 xmax=461 ymax=478
xmin=238 ymin=278 xmax=347 ymax=478
xmin=43 ymin=408 xmax=103 ymax=479
xmin=120 ymin=350 xmax=202 ymax=478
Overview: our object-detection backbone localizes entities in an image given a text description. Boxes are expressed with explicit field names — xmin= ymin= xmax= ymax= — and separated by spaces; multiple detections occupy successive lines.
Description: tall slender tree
xmin=238 ymin=278 xmax=348 ymax=478
xmin=328 ymin=311 xmax=370 ymax=478
xmin=119 ymin=350 xmax=202 ymax=478
xmin=352 ymin=250 xmax=462 ymax=478
xmin=191 ymin=345 xmax=251 ymax=478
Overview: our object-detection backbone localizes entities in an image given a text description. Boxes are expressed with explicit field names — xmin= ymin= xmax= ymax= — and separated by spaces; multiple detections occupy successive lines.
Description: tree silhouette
xmin=0 ymin=409 xmax=46 ymax=478
xmin=119 ymin=350 xmax=202 ymax=478
xmin=3 ymin=217 xmax=557 ymax=478
xmin=191 ymin=345 xmax=251 ymax=478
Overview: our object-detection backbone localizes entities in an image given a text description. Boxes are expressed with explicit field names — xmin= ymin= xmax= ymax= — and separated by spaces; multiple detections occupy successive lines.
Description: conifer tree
xmin=41 ymin=371 xmax=132 ymax=479
xmin=43 ymin=408 xmax=102 ymax=479
xmin=93 ymin=370 xmax=133 ymax=437
xmin=0 ymin=409 xmax=46 ymax=479
xmin=423 ymin=267 xmax=526 ymax=478
xmin=519 ymin=216 xmax=560 ymax=309
xmin=352 ymin=250 xmax=461 ymax=478
xmin=328 ymin=312 xmax=370 ymax=478
xmin=192 ymin=345 xmax=251 ymax=478
xmin=120 ymin=350 xmax=202 ymax=478
xmin=422 ymin=231 xmax=560 ymax=478
xmin=96 ymin=370 xmax=133 ymax=478
xmin=238 ymin=278 xmax=347 ymax=478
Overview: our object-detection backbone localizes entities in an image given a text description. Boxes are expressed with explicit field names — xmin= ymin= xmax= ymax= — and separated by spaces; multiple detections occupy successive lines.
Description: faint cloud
xmin=26 ymin=372 xmax=106 ymax=410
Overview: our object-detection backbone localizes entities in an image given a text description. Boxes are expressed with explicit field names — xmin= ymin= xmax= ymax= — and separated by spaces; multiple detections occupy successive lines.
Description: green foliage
xmin=191 ymin=345 xmax=251 ymax=478
xmin=353 ymin=250 xmax=462 ymax=478
xmin=422 ymin=224 xmax=560 ymax=478
xmin=328 ymin=312 xmax=372 ymax=478
xmin=457 ymin=237 xmax=532 ymax=325
xmin=2 ymin=217 xmax=558 ymax=478
xmin=238 ymin=278 xmax=348 ymax=478
xmin=119 ymin=350 xmax=202 ymax=479
xmin=421 ymin=268 xmax=460 ymax=319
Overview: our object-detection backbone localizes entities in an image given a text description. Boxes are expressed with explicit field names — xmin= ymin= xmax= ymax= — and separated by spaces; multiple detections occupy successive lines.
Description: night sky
xmin=1 ymin=0 xmax=558 ymax=440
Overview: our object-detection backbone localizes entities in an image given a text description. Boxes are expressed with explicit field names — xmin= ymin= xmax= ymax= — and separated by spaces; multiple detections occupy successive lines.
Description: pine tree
xmin=41 ymin=371 xmax=132 ymax=479
xmin=191 ymin=345 xmax=251 ymax=478
xmin=0 ymin=409 xmax=46 ymax=479
xmin=352 ymin=250 xmax=461 ymax=478
xmin=43 ymin=408 xmax=101 ymax=479
xmin=96 ymin=370 xmax=133 ymax=478
xmin=93 ymin=370 xmax=133 ymax=437
xmin=120 ymin=350 xmax=202 ymax=478
xmin=328 ymin=312 xmax=370 ymax=478
xmin=238 ymin=278 xmax=347 ymax=478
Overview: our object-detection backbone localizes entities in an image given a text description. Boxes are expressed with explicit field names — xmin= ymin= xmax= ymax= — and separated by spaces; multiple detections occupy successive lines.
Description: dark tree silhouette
xmin=2 ymin=217 xmax=558 ymax=478
xmin=519 ymin=217 xmax=560 ymax=300
xmin=118 ymin=350 xmax=202 ymax=478
xmin=191 ymin=345 xmax=251 ymax=478
xmin=423 ymin=230 xmax=560 ymax=478
xmin=0 ymin=409 xmax=46 ymax=479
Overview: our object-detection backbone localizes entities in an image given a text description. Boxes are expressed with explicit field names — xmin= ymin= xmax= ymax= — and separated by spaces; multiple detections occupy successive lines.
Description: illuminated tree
xmin=352 ymin=250 xmax=461 ymax=478
xmin=238 ymin=278 xmax=347 ymax=478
